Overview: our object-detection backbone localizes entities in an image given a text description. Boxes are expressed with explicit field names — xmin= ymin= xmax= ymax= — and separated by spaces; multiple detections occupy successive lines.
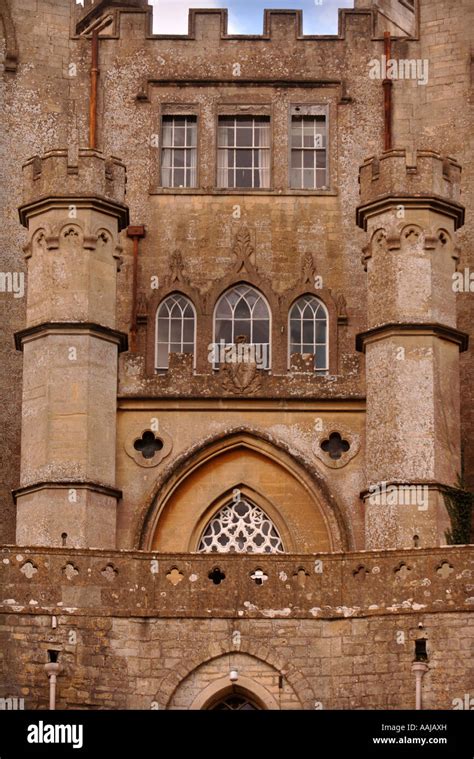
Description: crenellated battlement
xmin=19 ymin=149 xmax=128 ymax=229
xmin=357 ymin=150 xmax=464 ymax=230
xmin=73 ymin=2 xmax=419 ymax=41
xmin=359 ymin=150 xmax=462 ymax=203
xmin=73 ymin=3 xmax=384 ymax=41
xmin=21 ymin=148 xmax=126 ymax=204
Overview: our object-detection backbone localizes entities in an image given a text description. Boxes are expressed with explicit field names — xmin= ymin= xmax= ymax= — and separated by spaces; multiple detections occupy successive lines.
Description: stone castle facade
xmin=0 ymin=0 xmax=472 ymax=710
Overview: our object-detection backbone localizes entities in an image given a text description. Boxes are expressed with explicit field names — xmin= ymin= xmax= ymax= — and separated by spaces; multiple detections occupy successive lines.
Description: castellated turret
xmin=356 ymin=149 xmax=467 ymax=549
xmin=14 ymin=149 xmax=129 ymax=548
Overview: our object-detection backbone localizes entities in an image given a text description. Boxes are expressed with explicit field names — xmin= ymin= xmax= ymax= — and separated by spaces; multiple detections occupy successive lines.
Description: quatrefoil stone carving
xmin=63 ymin=563 xmax=79 ymax=580
xmin=166 ymin=568 xmax=184 ymax=586
xmin=313 ymin=427 xmax=360 ymax=469
xmin=101 ymin=564 xmax=118 ymax=582
xmin=321 ymin=432 xmax=350 ymax=460
xmin=20 ymin=561 xmax=38 ymax=579
xmin=250 ymin=569 xmax=268 ymax=585
xmin=436 ymin=561 xmax=454 ymax=579
xmin=133 ymin=431 xmax=164 ymax=459
xmin=394 ymin=563 xmax=412 ymax=581
xmin=124 ymin=426 xmax=173 ymax=468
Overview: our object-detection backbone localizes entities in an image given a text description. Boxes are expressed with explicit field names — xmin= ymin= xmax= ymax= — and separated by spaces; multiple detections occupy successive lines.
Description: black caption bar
xmin=0 ymin=710 xmax=471 ymax=757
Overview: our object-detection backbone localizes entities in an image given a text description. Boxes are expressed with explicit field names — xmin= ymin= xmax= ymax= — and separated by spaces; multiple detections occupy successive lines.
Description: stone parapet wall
xmin=0 ymin=544 xmax=472 ymax=710
xmin=1 ymin=545 xmax=471 ymax=619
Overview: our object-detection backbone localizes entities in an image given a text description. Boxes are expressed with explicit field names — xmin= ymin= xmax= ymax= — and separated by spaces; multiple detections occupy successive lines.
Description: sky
xmin=149 ymin=1 xmax=354 ymax=35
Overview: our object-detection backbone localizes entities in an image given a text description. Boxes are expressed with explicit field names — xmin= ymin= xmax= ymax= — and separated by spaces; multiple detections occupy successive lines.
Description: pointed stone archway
xmin=138 ymin=429 xmax=350 ymax=552
xmin=158 ymin=643 xmax=315 ymax=710
xmin=191 ymin=676 xmax=277 ymax=710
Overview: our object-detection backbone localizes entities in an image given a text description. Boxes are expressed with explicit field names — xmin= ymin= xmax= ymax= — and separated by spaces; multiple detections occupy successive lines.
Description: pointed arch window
xmin=198 ymin=496 xmax=284 ymax=553
xmin=289 ymin=295 xmax=328 ymax=374
xmin=214 ymin=284 xmax=270 ymax=369
xmin=155 ymin=293 xmax=196 ymax=370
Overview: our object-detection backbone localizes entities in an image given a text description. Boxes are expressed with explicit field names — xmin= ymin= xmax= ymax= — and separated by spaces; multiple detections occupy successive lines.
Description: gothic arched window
xmin=155 ymin=293 xmax=196 ymax=370
xmin=289 ymin=295 xmax=328 ymax=374
xmin=214 ymin=285 xmax=270 ymax=369
xmin=198 ymin=496 xmax=284 ymax=553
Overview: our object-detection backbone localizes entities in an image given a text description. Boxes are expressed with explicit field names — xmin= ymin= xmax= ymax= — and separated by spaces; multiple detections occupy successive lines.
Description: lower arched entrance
xmin=167 ymin=652 xmax=303 ymax=710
